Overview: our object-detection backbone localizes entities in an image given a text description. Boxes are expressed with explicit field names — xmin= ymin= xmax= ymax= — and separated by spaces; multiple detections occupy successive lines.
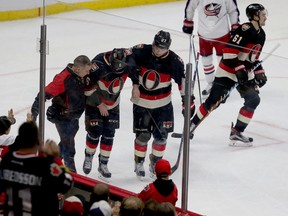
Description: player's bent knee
xmin=136 ymin=132 xmax=151 ymax=143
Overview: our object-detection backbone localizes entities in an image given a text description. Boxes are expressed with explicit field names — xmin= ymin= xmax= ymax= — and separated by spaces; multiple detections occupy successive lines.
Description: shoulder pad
xmin=133 ymin=44 xmax=144 ymax=49
xmin=241 ymin=23 xmax=251 ymax=31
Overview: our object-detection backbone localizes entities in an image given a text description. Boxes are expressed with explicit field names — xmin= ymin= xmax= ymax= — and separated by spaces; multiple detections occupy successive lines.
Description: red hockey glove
xmin=254 ymin=69 xmax=267 ymax=87
xmin=182 ymin=19 xmax=194 ymax=35
xmin=235 ymin=65 xmax=248 ymax=85
xmin=181 ymin=95 xmax=195 ymax=117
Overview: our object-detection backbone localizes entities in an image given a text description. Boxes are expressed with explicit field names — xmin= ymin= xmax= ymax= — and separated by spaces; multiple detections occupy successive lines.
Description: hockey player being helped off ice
xmin=182 ymin=0 xmax=240 ymax=97
xmin=130 ymin=30 xmax=195 ymax=180
xmin=190 ymin=3 xmax=268 ymax=147
xmin=82 ymin=48 xmax=139 ymax=180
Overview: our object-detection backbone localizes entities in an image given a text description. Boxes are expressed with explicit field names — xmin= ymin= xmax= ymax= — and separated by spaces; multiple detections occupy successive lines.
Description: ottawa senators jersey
xmin=0 ymin=151 xmax=73 ymax=216
xmin=216 ymin=22 xmax=266 ymax=81
xmin=86 ymin=50 xmax=138 ymax=110
xmin=130 ymin=44 xmax=185 ymax=109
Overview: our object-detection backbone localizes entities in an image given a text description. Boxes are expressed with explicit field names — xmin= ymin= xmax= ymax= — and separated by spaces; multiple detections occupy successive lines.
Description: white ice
xmin=1 ymin=0 xmax=288 ymax=215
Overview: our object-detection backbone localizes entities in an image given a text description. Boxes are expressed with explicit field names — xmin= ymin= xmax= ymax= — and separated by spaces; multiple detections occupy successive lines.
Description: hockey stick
xmin=192 ymin=36 xmax=202 ymax=104
xmin=171 ymin=43 xmax=280 ymax=139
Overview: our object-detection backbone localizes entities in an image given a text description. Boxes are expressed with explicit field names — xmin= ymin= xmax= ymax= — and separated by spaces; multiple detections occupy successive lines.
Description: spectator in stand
xmin=119 ymin=196 xmax=143 ymax=216
xmin=0 ymin=109 xmax=16 ymax=161
xmin=31 ymin=55 xmax=92 ymax=172
xmin=182 ymin=0 xmax=240 ymax=97
xmin=61 ymin=195 xmax=86 ymax=216
xmin=157 ymin=202 xmax=177 ymax=216
xmin=138 ymin=159 xmax=178 ymax=206
xmin=142 ymin=199 xmax=159 ymax=216
xmin=90 ymin=200 xmax=112 ymax=216
xmin=0 ymin=121 xmax=73 ymax=215
xmin=89 ymin=183 xmax=110 ymax=209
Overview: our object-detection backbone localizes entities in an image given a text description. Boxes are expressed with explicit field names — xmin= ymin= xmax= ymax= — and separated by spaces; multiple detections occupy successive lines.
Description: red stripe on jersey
xmin=223 ymin=47 xmax=239 ymax=55
xmin=134 ymin=143 xmax=147 ymax=152
xmin=100 ymin=144 xmax=112 ymax=151
xmin=219 ymin=62 xmax=235 ymax=74
xmin=239 ymin=108 xmax=254 ymax=118
xmin=140 ymin=91 xmax=171 ymax=101
xmin=152 ymin=143 xmax=166 ymax=151
xmin=100 ymin=97 xmax=118 ymax=106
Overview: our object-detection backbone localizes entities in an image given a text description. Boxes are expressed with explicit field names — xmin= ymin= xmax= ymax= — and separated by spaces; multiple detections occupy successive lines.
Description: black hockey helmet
xmin=246 ymin=3 xmax=265 ymax=21
xmin=109 ymin=48 xmax=127 ymax=73
xmin=153 ymin=30 xmax=171 ymax=49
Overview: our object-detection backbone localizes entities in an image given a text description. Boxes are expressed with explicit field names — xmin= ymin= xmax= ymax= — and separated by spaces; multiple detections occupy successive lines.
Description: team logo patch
xmin=242 ymin=24 xmax=250 ymax=31
xmin=50 ymin=163 xmax=63 ymax=177
xmin=204 ymin=3 xmax=221 ymax=16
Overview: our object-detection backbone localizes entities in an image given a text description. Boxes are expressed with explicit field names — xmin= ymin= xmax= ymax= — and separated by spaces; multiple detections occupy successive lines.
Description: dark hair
xmin=0 ymin=116 xmax=11 ymax=134
xmin=14 ymin=121 xmax=39 ymax=149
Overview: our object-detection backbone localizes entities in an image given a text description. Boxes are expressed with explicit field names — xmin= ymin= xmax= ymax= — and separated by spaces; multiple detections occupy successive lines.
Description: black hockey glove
xmin=182 ymin=19 xmax=194 ymax=35
xmin=254 ymin=69 xmax=267 ymax=88
xmin=46 ymin=105 xmax=60 ymax=123
xmin=181 ymin=95 xmax=195 ymax=118
xmin=235 ymin=65 xmax=248 ymax=85
xmin=31 ymin=94 xmax=40 ymax=122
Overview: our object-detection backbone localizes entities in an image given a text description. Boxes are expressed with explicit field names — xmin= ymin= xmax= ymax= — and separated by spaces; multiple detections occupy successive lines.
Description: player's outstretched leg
xmin=229 ymin=123 xmax=253 ymax=147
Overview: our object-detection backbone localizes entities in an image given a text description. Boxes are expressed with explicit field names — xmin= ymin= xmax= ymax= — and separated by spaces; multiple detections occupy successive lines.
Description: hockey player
xmin=82 ymin=48 xmax=139 ymax=180
xmin=0 ymin=121 xmax=73 ymax=215
xmin=31 ymin=55 xmax=92 ymax=172
xmin=190 ymin=3 xmax=268 ymax=147
xmin=130 ymin=30 xmax=195 ymax=179
xmin=182 ymin=0 xmax=240 ymax=96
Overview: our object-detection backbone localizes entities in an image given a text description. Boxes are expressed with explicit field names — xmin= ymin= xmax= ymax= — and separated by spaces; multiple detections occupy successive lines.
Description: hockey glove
xmin=235 ymin=65 xmax=248 ymax=85
xmin=182 ymin=19 xmax=194 ymax=35
xmin=181 ymin=95 xmax=195 ymax=117
xmin=254 ymin=69 xmax=267 ymax=88
xmin=46 ymin=105 xmax=60 ymax=123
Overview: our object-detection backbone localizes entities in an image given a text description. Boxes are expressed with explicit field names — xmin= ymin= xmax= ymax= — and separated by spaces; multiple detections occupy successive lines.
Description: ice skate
xmin=202 ymin=83 xmax=213 ymax=96
xmin=98 ymin=163 xmax=111 ymax=182
xmin=134 ymin=162 xmax=145 ymax=181
xmin=149 ymin=154 xmax=156 ymax=180
xmin=82 ymin=151 xmax=94 ymax=175
xmin=229 ymin=124 xmax=253 ymax=147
